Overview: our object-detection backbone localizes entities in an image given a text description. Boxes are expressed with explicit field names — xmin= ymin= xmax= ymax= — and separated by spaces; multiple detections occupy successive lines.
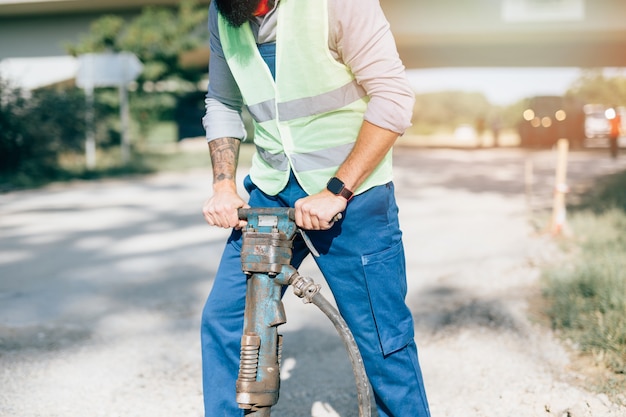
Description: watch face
xmin=327 ymin=177 xmax=344 ymax=194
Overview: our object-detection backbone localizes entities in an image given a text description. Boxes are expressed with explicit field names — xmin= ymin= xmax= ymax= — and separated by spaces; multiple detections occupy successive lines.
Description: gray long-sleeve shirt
xmin=202 ymin=0 xmax=415 ymax=142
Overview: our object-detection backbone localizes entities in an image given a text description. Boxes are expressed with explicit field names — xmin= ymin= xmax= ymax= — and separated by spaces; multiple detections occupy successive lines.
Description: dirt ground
xmin=1 ymin=145 xmax=626 ymax=417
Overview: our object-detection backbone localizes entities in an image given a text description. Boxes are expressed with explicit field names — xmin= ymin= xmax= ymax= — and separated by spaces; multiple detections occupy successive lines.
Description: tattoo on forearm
xmin=209 ymin=138 xmax=240 ymax=183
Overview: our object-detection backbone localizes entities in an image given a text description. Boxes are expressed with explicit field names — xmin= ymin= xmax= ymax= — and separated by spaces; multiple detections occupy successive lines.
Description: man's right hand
xmin=202 ymin=185 xmax=248 ymax=229
xmin=204 ymin=137 xmax=247 ymax=229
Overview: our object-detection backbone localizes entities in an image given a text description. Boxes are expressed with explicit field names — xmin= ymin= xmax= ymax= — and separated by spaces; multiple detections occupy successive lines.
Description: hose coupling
xmin=289 ymin=273 xmax=321 ymax=304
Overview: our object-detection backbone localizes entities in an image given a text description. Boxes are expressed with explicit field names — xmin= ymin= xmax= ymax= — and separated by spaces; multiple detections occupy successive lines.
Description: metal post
xmin=85 ymin=83 xmax=96 ymax=170
xmin=551 ymin=138 xmax=569 ymax=235
xmin=119 ymin=83 xmax=131 ymax=164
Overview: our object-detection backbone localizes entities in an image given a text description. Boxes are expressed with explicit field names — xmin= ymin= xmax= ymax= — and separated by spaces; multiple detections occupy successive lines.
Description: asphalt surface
xmin=1 ymin=146 xmax=626 ymax=417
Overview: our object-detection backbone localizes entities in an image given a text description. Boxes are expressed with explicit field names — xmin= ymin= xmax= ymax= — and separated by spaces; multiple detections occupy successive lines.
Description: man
xmin=200 ymin=0 xmax=431 ymax=416
xmin=608 ymin=107 xmax=621 ymax=159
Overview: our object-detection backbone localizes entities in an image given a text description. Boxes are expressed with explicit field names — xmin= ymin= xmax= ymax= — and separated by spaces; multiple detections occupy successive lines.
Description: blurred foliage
xmin=132 ymin=92 xmax=178 ymax=142
xmin=412 ymin=91 xmax=492 ymax=129
xmin=410 ymin=90 xmax=528 ymax=138
xmin=410 ymin=69 xmax=626 ymax=137
xmin=65 ymin=0 xmax=210 ymax=142
xmin=565 ymin=68 xmax=626 ymax=107
xmin=576 ymin=170 xmax=626 ymax=215
xmin=66 ymin=0 xmax=209 ymax=85
xmin=0 ymin=78 xmax=86 ymax=188
xmin=542 ymin=170 xmax=626 ymax=400
xmin=0 ymin=77 xmax=178 ymax=190
xmin=544 ymin=209 xmax=626 ymax=376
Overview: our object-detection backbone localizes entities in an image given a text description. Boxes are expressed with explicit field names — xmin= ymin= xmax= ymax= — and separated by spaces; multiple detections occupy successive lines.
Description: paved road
xmin=1 ymin=146 xmax=625 ymax=417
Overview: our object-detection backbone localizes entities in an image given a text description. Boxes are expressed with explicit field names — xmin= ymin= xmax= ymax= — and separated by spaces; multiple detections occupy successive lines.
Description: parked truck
xmin=517 ymin=95 xmax=585 ymax=149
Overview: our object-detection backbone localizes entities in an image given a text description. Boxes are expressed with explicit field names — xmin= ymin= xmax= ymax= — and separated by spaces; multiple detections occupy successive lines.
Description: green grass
xmin=543 ymin=215 xmax=626 ymax=373
xmin=576 ymin=170 xmax=626 ymax=214
xmin=541 ymin=170 xmax=626 ymax=403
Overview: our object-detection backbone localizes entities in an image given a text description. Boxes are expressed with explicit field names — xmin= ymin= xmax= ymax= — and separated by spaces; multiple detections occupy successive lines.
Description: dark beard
xmin=214 ymin=0 xmax=260 ymax=27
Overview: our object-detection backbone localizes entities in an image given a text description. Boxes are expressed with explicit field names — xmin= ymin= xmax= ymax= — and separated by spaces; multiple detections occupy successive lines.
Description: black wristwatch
xmin=326 ymin=176 xmax=353 ymax=200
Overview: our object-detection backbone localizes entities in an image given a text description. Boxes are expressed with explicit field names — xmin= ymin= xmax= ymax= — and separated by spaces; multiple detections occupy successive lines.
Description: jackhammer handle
xmin=237 ymin=208 xmax=343 ymax=225
xmin=237 ymin=207 xmax=296 ymax=221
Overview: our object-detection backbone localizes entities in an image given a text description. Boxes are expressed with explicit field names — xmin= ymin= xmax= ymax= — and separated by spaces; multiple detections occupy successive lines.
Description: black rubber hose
xmin=310 ymin=292 xmax=372 ymax=417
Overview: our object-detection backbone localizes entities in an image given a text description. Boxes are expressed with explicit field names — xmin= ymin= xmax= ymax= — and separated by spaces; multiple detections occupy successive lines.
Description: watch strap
xmin=327 ymin=176 xmax=353 ymax=200
xmin=337 ymin=186 xmax=353 ymax=200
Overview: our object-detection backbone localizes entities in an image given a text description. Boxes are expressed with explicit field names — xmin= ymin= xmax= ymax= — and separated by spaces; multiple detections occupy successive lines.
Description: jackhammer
xmin=236 ymin=207 xmax=371 ymax=417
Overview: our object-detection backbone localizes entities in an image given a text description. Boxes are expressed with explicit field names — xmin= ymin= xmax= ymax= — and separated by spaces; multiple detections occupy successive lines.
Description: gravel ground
xmin=1 ymin=146 xmax=626 ymax=417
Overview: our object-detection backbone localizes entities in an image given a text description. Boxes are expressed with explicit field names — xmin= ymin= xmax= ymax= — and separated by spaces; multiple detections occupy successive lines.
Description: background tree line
xmin=410 ymin=69 xmax=626 ymax=137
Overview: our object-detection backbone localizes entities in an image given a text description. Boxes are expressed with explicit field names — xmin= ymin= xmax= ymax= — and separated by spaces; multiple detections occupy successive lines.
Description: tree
xmin=412 ymin=91 xmax=492 ymax=131
xmin=66 ymin=0 xmax=209 ymax=86
xmin=566 ymin=68 xmax=626 ymax=107
xmin=65 ymin=0 xmax=210 ymax=143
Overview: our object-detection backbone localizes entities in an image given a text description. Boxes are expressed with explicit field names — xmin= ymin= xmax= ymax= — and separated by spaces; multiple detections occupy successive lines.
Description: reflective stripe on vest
xmin=257 ymin=141 xmax=355 ymax=172
xmin=247 ymin=80 xmax=367 ymax=123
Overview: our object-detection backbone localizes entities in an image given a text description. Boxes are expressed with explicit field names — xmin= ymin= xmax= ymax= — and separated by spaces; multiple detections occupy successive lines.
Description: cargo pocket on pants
xmin=362 ymin=241 xmax=414 ymax=356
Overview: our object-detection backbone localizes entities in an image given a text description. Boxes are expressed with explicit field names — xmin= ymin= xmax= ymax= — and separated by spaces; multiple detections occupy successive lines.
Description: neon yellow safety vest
xmin=218 ymin=0 xmax=393 ymax=196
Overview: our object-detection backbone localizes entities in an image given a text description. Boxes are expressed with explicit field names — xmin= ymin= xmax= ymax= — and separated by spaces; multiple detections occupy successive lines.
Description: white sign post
xmin=76 ymin=52 xmax=143 ymax=168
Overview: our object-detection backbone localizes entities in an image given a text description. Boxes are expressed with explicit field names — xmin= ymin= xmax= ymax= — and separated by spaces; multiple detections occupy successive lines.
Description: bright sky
xmin=406 ymin=67 xmax=583 ymax=106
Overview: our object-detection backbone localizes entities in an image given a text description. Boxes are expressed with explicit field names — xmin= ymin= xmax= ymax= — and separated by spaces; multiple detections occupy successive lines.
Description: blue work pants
xmin=201 ymin=174 xmax=430 ymax=417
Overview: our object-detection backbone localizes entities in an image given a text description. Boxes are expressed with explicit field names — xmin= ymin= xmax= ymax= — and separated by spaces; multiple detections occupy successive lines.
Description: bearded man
xmin=200 ymin=0 xmax=431 ymax=416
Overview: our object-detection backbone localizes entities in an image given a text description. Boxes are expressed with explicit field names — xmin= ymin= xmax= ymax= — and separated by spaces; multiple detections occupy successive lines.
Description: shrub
xmin=0 ymin=78 xmax=87 ymax=188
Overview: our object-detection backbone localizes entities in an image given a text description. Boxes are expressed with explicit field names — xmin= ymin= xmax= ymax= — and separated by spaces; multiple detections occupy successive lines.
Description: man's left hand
xmin=294 ymin=190 xmax=346 ymax=230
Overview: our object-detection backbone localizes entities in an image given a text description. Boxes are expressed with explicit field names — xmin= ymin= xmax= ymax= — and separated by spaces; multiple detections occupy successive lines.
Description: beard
xmin=214 ymin=0 xmax=260 ymax=27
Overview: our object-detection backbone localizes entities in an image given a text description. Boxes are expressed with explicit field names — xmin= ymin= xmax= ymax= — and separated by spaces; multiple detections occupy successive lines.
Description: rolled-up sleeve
xmin=202 ymin=2 xmax=248 ymax=142
xmin=329 ymin=0 xmax=415 ymax=134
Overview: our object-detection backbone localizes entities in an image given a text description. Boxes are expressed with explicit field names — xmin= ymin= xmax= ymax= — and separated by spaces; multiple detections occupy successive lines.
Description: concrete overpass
xmin=384 ymin=0 xmax=626 ymax=68
xmin=0 ymin=0 xmax=625 ymax=68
